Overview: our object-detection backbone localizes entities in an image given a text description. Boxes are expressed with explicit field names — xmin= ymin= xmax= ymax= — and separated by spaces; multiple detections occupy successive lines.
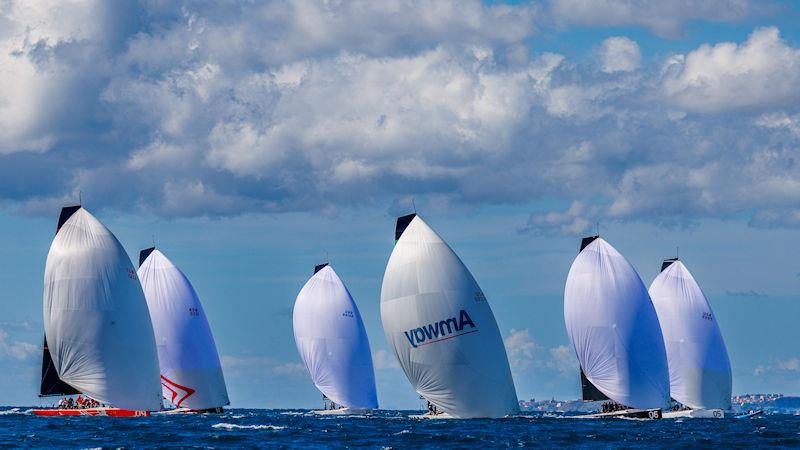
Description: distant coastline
xmin=519 ymin=394 xmax=800 ymax=414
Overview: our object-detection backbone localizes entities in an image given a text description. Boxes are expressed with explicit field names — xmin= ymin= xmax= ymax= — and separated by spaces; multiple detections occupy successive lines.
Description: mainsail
xmin=649 ymin=259 xmax=732 ymax=410
xmin=293 ymin=264 xmax=378 ymax=409
xmin=138 ymin=248 xmax=230 ymax=410
xmin=42 ymin=207 xmax=162 ymax=410
xmin=564 ymin=236 xmax=669 ymax=409
xmin=380 ymin=214 xmax=518 ymax=418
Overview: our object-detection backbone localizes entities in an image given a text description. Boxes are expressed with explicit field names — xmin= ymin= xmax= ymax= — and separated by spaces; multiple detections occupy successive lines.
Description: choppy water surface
xmin=0 ymin=408 xmax=797 ymax=448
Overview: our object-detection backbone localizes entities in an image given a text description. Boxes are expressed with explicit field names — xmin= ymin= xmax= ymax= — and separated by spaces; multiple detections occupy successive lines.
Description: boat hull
xmin=32 ymin=408 xmax=150 ymax=417
xmin=577 ymin=408 xmax=662 ymax=419
xmin=408 ymin=412 xmax=456 ymax=419
xmin=156 ymin=406 xmax=225 ymax=415
xmin=663 ymin=409 xmax=724 ymax=419
xmin=312 ymin=408 xmax=370 ymax=416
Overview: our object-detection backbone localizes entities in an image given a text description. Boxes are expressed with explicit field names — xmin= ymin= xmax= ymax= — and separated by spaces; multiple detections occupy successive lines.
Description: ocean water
xmin=0 ymin=408 xmax=797 ymax=448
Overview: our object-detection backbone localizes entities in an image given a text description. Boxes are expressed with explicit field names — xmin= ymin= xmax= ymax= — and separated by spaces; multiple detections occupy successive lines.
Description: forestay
xmin=564 ymin=237 xmax=670 ymax=409
xmin=293 ymin=265 xmax=378 ymax=409
xmin=649 ymin=260 xmax=732 ymax=410
xmin=139 ymin=249 xmax=230 ymax=410
xmin=380 ymin=214 xmax=518 ymax=418
xmin=43 ymin=208 xmax=162 ymax=411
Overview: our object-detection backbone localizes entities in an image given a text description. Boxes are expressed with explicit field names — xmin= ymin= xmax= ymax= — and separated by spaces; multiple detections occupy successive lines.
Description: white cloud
xmin=0 ymin=328 xmax=38 ymax=360
xmin=547 ymin=0 xmax=760 ymax=38
xmin=754 ymin=357 xmax=800 ymax=376
xmin=0 ymin=0 xmax=130 ymax=153
xmin=504 ymin=328 xmax=539 ymax=372
xmin=662 ymin=27 xmax=800 ymax=113
xmin=523 ymin=201 xmax=598 ymax=236
xmin=272 ymin=362 xmax=306 ymax=376
xmin=0 ymin=2 xmax=799 ymax=231
xmin=598 ymin=36 xmax=641 ymax=73
xmin=504 ymin=329 xmax=574 ymax=379
xmin=221 ymin=354 xmax=308 ymax=378
xmin=756 ymin=112 xmax=800 ymax=137
xmin=547 ymin=345 xmax=577 ymax=375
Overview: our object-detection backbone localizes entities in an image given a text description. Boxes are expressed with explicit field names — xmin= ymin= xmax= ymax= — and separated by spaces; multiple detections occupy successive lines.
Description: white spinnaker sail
xmin=138 ymin=249 xmax=230 ymax=410
xmin=380 ymin=215 xmax=518 ymax=418
xmin=649 ymin=260 xmax=732 ymax=410
xmin=293 ymin=265 xmax=378 ymax=409
xmin=564 ymin=238 xmax=670 ymax=409
xmin=43 ymin=208 xmax=162 ymax=410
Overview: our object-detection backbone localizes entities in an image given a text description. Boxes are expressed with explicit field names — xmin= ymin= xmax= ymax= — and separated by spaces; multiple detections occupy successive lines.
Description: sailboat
xmin=293 ymin=263 xmax=378 ymax=415
xmin=380 ymin=214 xmax=518 ymax=419
xmin=564 ymin=236 xmax=670 ymax=419
xmin=138 ymin=247 xmax=230 ymax=414
xmin=649 ymin=258 xmax=732 ymax=419
xmin=33 ymin=206 xmax=162 ymax=416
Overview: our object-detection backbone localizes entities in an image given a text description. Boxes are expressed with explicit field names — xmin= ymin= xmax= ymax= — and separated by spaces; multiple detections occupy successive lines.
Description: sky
xmin=1 ymin=0 xmax=799 ymax=409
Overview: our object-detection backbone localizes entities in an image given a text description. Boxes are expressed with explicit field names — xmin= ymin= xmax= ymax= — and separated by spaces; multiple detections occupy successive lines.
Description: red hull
xmin=32 ymin=408 xmax=150 ymax=417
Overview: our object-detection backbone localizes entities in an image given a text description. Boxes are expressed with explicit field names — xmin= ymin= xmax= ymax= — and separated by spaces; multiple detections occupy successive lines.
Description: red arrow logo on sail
xmin=161 ymin=375 xmax=195 ymax=407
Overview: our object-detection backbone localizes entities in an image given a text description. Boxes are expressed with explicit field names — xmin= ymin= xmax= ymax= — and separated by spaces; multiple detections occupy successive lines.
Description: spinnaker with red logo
xmin=33 ymin=206 xmax=162 ymax=417
xmin=293 ymin=264 xmax=378 ymax=414
xmin=138 ymin=248 xmax=230 ymax=413
xmin=380 ymin=214 xmax=518 ymax=419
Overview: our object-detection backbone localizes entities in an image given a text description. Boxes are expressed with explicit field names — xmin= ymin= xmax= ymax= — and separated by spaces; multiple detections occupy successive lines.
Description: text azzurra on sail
xmin=404 ymin=309 xmax=477 ymax=348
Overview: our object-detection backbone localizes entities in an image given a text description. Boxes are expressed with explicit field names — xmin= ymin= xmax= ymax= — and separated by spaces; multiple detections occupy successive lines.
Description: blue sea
xmin=0 ymin=408 xmax=797 ymax=448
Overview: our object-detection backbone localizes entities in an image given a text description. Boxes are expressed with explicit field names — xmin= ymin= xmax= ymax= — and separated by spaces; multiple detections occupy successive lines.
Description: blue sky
xmin=1 ymin=0 xmax=800 ymax=409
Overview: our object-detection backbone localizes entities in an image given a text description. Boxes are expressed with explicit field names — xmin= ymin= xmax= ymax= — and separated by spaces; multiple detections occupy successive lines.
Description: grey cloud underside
xmin=1 ymin=1 xmax=799 ymax=229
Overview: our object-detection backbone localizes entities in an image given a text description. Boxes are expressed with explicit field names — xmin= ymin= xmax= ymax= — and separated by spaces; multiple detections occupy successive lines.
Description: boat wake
xmin=212 ymin=423 xmax=286 ymax=431
xmin=0 ymin=408 xmax=22 ymax=415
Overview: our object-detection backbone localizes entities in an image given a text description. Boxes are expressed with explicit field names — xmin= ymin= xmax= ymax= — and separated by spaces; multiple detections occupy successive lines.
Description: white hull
xmin=663 ymin=408 xmax=724 ymax=419
xmin=409 ymin=412 xmax=455 ymax=419
xmin=312 ymin=408 xmax=370 ymax=416
xmin=576 ymin=408 xmax=662 ymax=420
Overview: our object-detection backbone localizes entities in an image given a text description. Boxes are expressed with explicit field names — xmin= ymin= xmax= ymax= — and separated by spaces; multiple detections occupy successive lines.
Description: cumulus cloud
xmin=662 ymin=27 xmax=800 ymax=113
xmin=0 ymin=328 xmax=38 ymax=360
xmin=504 ymin=329 xmax=574 ymax=378
xmin=754 ymin=357 xmax=800 ymax=376
xmin=725 ymin=289 xmax=768 ymax=298
xmin=0 ymin=1 xmax=800 ymax=230
xmin=522 ymin=201 xmax=598 ymax=236
xmin=598 ymin=37 xmax=641 ymax=73
xmin=547 ymin=0 xmax=761 ymax=38
xmin=546 ymin=345 xmax=577 ymax=375
xmin=221 ymin=354 xmax=307 ymax=378
xmin=504 ymin=328 xmax=539 ymax=372
xmin=272 ymin=362 xmax=306 ymax=376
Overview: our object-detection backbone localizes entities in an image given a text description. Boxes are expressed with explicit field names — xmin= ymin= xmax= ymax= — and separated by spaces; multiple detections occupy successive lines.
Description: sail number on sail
xmin=403 ymin=309 xmax=478 ymax=348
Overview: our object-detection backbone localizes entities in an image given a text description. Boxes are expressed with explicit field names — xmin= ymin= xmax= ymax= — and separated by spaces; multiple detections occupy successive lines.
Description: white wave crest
xmin=212 ymin=423 xmax=286 ymax=431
